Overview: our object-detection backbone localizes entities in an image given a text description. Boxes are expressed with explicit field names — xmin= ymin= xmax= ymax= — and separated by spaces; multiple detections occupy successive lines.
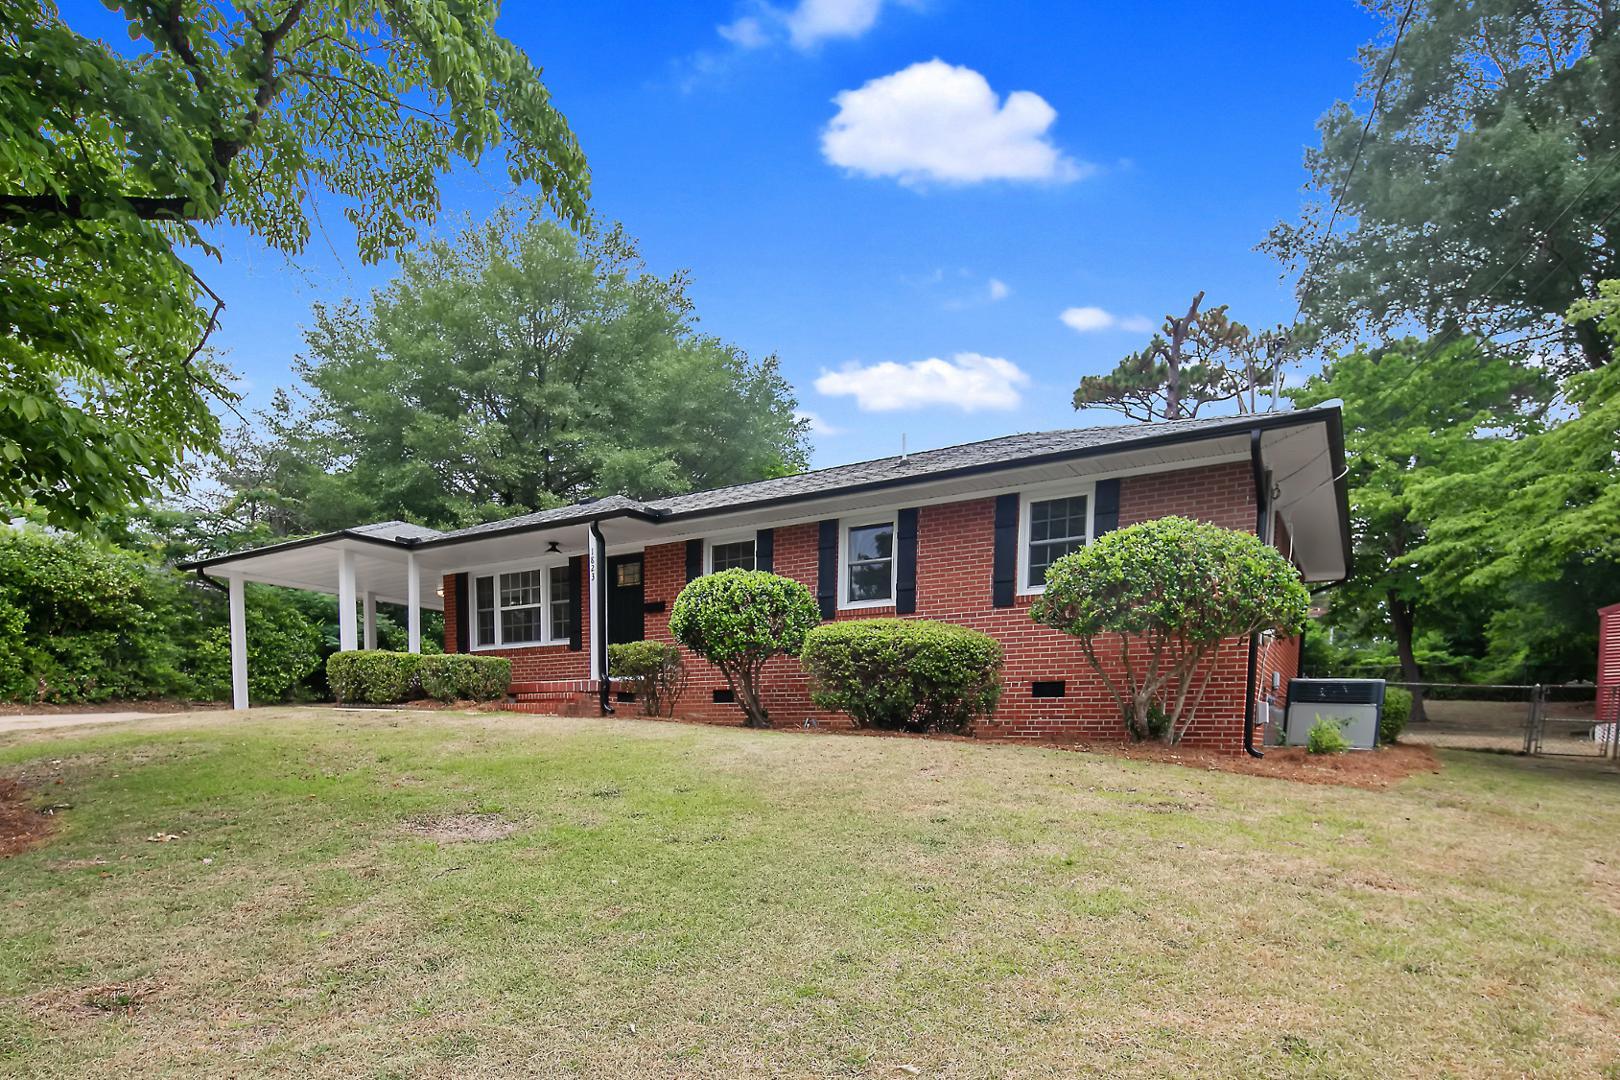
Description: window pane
xmin=711 ymin=540 xmax=755 ymax=572
xmin=615 ymin=561 xmax=642 ymax=588
xmin=1030 ymin=497 xmax=1087 ymax=544
xmin=501 ymin=605 xmax=544 ymax=645
xmin=848 ymin=559 xmax=893 ymax=602
xmin=474 ymin=576 xmax=495 ymax=647
xmin=1027 ymin=539 xmax=1086 ymax=588
xmin=500 ymin=570 xmax=542 ymax=608
xmin=848 ymin=523 xmax=893 ymax=562
xmin=549 ymin=565 xmax=573 ymax=641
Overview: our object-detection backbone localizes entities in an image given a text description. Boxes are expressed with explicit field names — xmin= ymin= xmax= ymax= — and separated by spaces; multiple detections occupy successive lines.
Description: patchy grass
xmin=1 ymin=708 xmax=1617 ymax=1078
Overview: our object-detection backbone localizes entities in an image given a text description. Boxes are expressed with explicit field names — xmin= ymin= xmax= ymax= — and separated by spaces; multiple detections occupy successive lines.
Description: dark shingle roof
xmin=422 ymin=409 xmax=1328 ymax=544
xmin=349 ymin=520 xmax=445 ymax=542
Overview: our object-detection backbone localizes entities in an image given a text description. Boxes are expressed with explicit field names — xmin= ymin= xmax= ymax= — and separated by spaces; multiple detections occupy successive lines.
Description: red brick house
xmin=188 ymin=408 xmax=1350 ymax=752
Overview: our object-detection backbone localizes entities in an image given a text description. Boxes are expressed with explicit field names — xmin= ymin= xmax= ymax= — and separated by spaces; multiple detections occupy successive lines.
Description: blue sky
xmin=72 ymin=0 xmax=1379 ymax=468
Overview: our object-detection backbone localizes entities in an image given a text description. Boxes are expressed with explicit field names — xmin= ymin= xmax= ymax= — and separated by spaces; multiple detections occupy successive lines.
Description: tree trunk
xmin=1387 ymin=593 xmax=1428 ymax=724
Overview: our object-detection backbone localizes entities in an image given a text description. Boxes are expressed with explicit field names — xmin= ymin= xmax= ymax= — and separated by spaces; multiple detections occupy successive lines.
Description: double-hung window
xmin=709 ymin=539 xmax=755 ymax=572
xmin=843 ymin=519 xmax=895 ymax=606
xmin=472 ymin=563 xmax=573 ymax=647
xmin=1023 ymin=493 xmax=1091 ymax=591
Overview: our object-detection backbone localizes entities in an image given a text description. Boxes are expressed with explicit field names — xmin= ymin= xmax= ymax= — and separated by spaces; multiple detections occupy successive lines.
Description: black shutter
xmin=1093 ymin=478 xmax=1121 ymax=537
xmin=685 ymin=539 xmax=703 ymax=582
xmin=567 ymin=556 xmax=584 ymax=651
xmin=756 ymin=528 xmax=774 ymax=573
xmin=817 ymin=519 xmax=839 ymax=620
xmin=991 ymin=493 xmax=1019 ymax=608
xmin=895 ymin=508 xmax=919 ymax=615
xmin=453 ymin=573 xmax=470 ymax=652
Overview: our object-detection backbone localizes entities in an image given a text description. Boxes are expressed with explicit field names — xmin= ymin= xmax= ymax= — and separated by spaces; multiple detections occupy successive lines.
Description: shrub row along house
xmin=184 ymin=408 xmax=1350 ymax=752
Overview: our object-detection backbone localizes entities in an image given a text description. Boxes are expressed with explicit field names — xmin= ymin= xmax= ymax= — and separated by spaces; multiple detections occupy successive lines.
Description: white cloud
xmin=717 ymin=15 xmax=770 ymax=48
xmin=814 ymin=352 xmax=1030 ymax=412
xmin=821 ymin=60 xmax=1087 ymax=186
xmin=1060 ymin=306 xmax=1156 ymax=334
xmin=795 ymin=409 xmax=844 ymax=435
xmin=787 ymin=0 xmax=883 ymax=47
xmin=987 ymin=278 xmax=1010 ymax=301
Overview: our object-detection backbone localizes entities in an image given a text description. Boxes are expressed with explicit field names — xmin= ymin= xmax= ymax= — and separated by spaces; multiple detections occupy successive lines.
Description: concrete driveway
xmin=0 ymin=711 xmax=167 ymax=733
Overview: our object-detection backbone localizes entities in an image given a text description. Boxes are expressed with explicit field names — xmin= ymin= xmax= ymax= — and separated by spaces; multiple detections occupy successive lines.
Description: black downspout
xmin=591 ymin=521 xmax=614 ymax=717
xmin=1244 ymin=428 xmax=1267 ymax=759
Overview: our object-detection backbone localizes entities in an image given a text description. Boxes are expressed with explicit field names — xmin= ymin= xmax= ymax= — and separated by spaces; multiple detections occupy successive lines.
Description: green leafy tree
xmin=1074 ymin=291 xmax=1304 ymax=421
xmin=668 ymin=570 xmax=820 ymax=729
xmin=1408 ymin=284 xmax=1620 ymax=680
xmin=1266 ymin=1 xmax=1619 ymax=369
xmin=1031 ymin=517 xmax=1309 ymax=745
xmin=236 ymin=210 xmax=808 ymax=532
xmin=1290 ymin=338 xmax=1550 ymax=712
xmin=2 ymin=0 xmax=588 ymax=526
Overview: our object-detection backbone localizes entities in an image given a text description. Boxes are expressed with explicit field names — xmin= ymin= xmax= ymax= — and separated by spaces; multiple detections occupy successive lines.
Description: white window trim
xmin=469 ymin=562 xmax=573 ymax=650
xmin=838 ymin=513 xmax=900 ymax=611
xmin=703 ymin=530 xmax=758 ymax=574
xmin=1016 ymin=480 xmax=1097 ymax=596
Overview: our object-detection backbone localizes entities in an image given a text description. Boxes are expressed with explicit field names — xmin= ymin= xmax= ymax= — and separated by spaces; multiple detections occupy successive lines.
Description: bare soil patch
xmin=0 ymin=777 xmax=58 ymax=856
xmin=401 ymin=812 xmax=520 ymax=842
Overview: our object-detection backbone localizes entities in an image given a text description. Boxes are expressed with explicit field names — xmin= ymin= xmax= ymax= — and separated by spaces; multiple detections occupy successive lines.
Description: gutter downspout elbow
xmin=1244 ymin=428 xmax=1266 ymax=759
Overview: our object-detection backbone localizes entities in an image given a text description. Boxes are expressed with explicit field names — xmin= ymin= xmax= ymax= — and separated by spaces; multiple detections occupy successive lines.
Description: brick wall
xmin=445 ymin=459 xmax=1305 ymax=753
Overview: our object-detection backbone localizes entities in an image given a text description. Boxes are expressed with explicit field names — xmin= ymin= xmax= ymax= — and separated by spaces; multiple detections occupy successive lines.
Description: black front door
xmin=606 ymin=554 xmax=644 ymax=645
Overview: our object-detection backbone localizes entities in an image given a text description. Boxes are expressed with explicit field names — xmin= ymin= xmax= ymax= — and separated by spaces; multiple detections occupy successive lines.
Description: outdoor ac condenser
xmin=1284 ymin=678 xmax=1385 ymax=749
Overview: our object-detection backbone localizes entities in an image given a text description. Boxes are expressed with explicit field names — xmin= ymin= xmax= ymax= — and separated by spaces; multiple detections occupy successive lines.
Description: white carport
xmin=184 ymin=521 xmax=445 ymax=709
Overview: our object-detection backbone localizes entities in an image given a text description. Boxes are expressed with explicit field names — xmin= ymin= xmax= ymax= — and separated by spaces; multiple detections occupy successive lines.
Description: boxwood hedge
xmin=326 ymin=651 xmax=510 ymax=704
xmin=799 ymin=618 xmax=1003 ymax=734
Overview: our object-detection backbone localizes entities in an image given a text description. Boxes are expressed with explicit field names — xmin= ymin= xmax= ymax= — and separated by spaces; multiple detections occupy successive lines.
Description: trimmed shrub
xmin=1032 ymin=516 xmax=1310 ymax=746
xmin=1380 ymin=686 xmax=1412 ymax=744
xmin=669 ymin=569 xmax=820 ymax=728
xmin=1306 ymin=716 xmax=1351 ymax=754
xmin=462 ymin=655 xmax=511 ymax=701
xmin=326 ymin=651 xmax=422 ymax=704
xmin=608 ymin=641 xmax=687 ymax=716
xmin=800 ymin=618 xmax=1003 ymax=733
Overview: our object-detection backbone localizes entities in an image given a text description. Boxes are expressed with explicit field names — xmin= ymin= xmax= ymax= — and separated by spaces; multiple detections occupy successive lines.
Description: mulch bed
xmin=0 ymin=700 xmax=225 ymax=717
xmin=1083 ymin=741 xmax=1442 ymax=789
xmin=0 ymin=779 xmax=57 ymax=857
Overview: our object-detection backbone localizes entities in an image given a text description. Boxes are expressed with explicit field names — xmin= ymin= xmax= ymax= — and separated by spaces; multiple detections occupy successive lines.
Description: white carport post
xmin=362 ymin=592 xmax=377 ymax=650
xmin=337 ymin=547 xmax=358 ymax=652
xmin=406 ymin=551 xmax=422 ymax=654
xmin=227 ymin=574 xmax=249 ymax=710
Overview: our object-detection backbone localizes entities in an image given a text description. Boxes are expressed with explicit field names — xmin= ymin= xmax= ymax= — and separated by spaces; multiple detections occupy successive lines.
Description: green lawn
xmin=2 ymin=708 xmax=1618 ymax=1078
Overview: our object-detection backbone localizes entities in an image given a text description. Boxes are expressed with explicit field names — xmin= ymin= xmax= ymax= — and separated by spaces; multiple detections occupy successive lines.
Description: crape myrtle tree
xmin=224 ymin=210 xmax=810 ymax=533
xmin=1031 ymin=517 xmax=1309 ymax=745
xmin=1265 ymin=0 xmax=1620 ymax=371
xmin=1073 ymin=291 xmax=1308 ymax=422
xmin=2 ymin=0 xmax=589 ymax=526
xmin=668 ymin=570 xmax=819 ymax=729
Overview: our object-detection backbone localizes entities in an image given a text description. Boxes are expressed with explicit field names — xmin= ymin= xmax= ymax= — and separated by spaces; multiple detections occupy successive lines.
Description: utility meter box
xmin=1285 ymin=678 xmax=1385 ymax=749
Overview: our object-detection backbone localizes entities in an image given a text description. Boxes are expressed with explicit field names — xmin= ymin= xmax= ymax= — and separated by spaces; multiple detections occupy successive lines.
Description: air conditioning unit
xmin=1284 ymin=678 xmax=1385 ymax=749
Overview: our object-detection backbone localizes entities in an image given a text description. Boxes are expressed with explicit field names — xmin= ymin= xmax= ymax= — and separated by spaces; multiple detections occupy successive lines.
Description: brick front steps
xmin=502 ymin=679 xmax=599 ymax=717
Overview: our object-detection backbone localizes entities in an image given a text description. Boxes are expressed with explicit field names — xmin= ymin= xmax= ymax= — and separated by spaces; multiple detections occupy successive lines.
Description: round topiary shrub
xmin=800 ymin=618 xmax=1003 ymax=733
xmin=1380 ymin=686 xmax=1412 ymax=744
xmin=1032 ymin=515 xmax=1309 ymax=746
xmin=668 ymin=569 xmax=819 ymax=728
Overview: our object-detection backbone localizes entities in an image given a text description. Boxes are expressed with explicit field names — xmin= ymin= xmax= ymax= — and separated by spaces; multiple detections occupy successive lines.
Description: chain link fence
xmin=1390 ymin=682 xmax=1617 ymax=761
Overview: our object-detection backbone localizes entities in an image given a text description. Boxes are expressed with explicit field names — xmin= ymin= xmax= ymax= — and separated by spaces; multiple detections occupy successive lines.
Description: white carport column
xmin=406 ymin=552 xmax=422 ymax=654
xmin=587 ymin=524 xmax=604 ymax=683
xmin=362 ymin=592 xmax=377 ymax=650
xmin=337 ymin=547 xmax=358 ymax=652
xmin=227 ymin=574 xmax=249 ymax=711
